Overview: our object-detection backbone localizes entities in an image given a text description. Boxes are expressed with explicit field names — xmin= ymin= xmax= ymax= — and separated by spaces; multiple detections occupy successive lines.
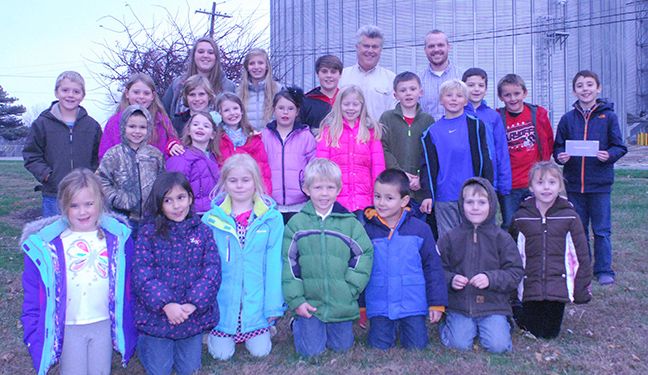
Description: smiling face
xmin=439 ymin=87 xmax=468 ymax=118
xmin=464 ymin=75 xmax=487 ymax=107
xmin=498 ymin=84 xmax=528 ymax=114
xmin=219 ymin=99 xmax=242 ymax=128
xmin=67 ymin=187 xmax=100 ymax=232
xmin=125 ymin=114 xmax=148 ymax=149
xmin=187 ymin=87 xmax=210 ymax=113
xmin=573 ymin=76 xmax=602 ymax=110
xmin=394 ymin=79 xmax=423 ymax=110
xmin=529 ymin=171 xmax=561 ymax=213
xmin=373 ymin=181 xmax=409 ymax=226
xmin=55 ymin=78 xmax=85 ymax=113
xmin=225 ymin=167 xmax=256 ymax=206
xmin=194 ymin=41 xmax=217 ymax=74
xmin=274 ymin=97 xmax=298 ymax=129
xmin=316 ymin=67 xmax=341 ymax=94
xmin=304 ymin=177 xmax=341 ymax=215
xmin=340 ymin=92 xmax=363 ymax=123
xmin=162 ymin=184 xmax=192 ymax=222
xmin=463 ymin=190 xmax=489 ymax=226
xmin=125 ymin=80 xmax=154 ymax=109
xmin=424 ymin=33 xmax=451 ymax=70
xmin=247 ymin=55 xmax=268 ymax=82
xmin=188 ymin=114 xmax=215 ymax=150
xmin=356 ymin=35 xmax=382 ymax=71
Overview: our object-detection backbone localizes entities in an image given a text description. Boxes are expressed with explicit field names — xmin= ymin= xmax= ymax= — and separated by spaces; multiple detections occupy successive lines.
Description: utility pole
xmin=195 ymin=2 xmax=232 ymax=39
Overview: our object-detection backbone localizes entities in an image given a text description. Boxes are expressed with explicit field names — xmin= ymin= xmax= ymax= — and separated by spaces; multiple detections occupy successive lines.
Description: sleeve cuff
xmin=429 ymin=306 xmax=445 ymax=312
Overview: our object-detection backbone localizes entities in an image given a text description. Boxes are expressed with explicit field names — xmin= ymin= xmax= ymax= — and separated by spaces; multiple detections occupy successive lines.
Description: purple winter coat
xmin=166 ymin=147 xmax=221 ymax=214
xmin=131 ymin=216 xmax=221 ymax=339
xmin=261 ymin=121 xmax=317 ymax=207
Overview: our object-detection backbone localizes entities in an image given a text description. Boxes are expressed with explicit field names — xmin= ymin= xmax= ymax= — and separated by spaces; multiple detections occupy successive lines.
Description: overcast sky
xmin=0 ymin=0 xmax=269 ymax=125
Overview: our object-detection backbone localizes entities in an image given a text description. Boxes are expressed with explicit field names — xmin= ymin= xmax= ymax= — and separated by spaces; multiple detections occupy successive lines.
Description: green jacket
xmin=282 ymin=201 xmax=373 ymax=322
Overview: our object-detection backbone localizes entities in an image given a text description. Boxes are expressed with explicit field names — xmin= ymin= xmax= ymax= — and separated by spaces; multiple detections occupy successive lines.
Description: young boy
xmin=282 ymin=158 xmax=373 ymax=356
xmin=496 ymin=74 xmax=553 ymax=230
xmin=420 ymin=79 xmax=493 ymax=239
xmin=438 ymin=177 xmax=523 ymax=353
xmin=23 ymin=71 xmax=103 ymax=217
xmin=379 ymin=71 xmax=435 ymax=204
xmin=300 ymin=55 xmax=343 ymax=131
xmin=553 ymin=70 xmax=627 ymax=285
xmin=360 ymin=169 xmax=447 ymax=350
xmin=95 ymin=105 xmax=165 ymax=238
xmin=462 ymin=68 xmax=512 ymax=201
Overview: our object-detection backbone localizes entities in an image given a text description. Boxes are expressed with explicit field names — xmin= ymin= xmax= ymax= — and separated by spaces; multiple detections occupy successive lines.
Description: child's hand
xmin=406 ymin=172 xmax=421 ymax=191
xmin=268 ymin=317 xmax=278 ymax=324
xmin=451 ymin=275 xmax=469 ymax=290
xmin=169 ymin=143 xmax=185 ymax=156
xmin=295 ymin=302 xmax=317 ymax=318
xmin=358 ymin=309 xmax=368 ymax=329
xmin=181 ymin=303 xmax=197 ymax=316
xmin=557 ymin=152 xmax=570 ymax=164
xmin=420 ymin=199 xmax=433 ymax=214
xmin=429 ymin=310 xmax=442 ymax=323
xmin=596 ymin=150 xmax=610 ymax=162
xmin=163 ymin=303 xmax=189 ymax=325
xmin=469 ymin=273 xmax=490 ymax=289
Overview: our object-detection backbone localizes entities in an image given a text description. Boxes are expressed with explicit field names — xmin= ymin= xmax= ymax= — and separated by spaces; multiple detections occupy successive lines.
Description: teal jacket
xmin=282 ymin=201 xmax=373 ymax=323
xmin=202 ymin=194 xmax=285 ymax=334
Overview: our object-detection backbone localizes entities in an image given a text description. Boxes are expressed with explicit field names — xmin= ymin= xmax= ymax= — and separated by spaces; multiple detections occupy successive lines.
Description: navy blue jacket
xmin=360 ymin=207 xmax=448 ymax=320
xmin=553 ymin=99 xmax=627 ymax=193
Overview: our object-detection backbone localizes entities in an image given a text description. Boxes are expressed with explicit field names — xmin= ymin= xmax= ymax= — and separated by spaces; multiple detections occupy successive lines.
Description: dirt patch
xmin=5 ymin=207 xmax=41 ymax=233
xmin=616 ymin=145 xmax=648 ymax=168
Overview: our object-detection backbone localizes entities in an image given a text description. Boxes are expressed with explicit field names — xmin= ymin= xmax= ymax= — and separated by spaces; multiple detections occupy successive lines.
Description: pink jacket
xmin=316 ymin=120 xmax=385 ymax=211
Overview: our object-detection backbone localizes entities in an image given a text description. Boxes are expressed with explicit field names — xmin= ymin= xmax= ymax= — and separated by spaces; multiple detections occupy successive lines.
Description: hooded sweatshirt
xmin=438 ymin=177 xmax=524 ymax=318
xmin=96 ymin=105 xmax=165 ymax=222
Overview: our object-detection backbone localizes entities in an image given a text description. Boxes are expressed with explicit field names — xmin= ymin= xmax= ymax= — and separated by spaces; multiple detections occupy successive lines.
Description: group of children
xmin=20 ymin=51 xmax=626 ymax=373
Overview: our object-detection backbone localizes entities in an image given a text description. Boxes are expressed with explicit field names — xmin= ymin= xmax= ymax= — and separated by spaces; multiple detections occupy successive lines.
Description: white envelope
xmin=565 ymin=140 xmax=599 ymax=157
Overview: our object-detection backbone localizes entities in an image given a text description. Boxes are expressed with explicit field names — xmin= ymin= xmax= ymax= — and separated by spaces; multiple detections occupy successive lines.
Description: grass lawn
xmin=0 ymin=161 xmax=647 ymax=374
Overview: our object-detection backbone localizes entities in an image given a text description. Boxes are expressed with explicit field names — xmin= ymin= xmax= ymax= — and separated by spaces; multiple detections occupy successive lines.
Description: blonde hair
xmin=317 ymin=85 xmax=383 ymax=147
xmin=58 ymin=168 xmax=106 ymax=239
xmin=439 ymin=79 xmax=469 ymax=100
xmin=303 ymin=158 xmax=342 ymax=189
xmin=181 ymin=112 xmax=221 ymax=160
xmin=463 ymin=183 xmax=489 ymax=199
xmin=238 ymin=48 xmax=278 ymax=125
xmin=184 ymin=37 xmax=226 ymax=94
xmin=215 ymin=93 xmax=255 ymax=138
xmin=55 ymin=71 xmax=85 ymax=94
xmin=182 ymin=75 xmax=216 ymax=108
xmin=528 ymin=161 xmax=566 ymax=192
xmin=211 ymin=154 xmax=267 ymax=199
xmin=118 ymin=73 xmax=176 ymax=144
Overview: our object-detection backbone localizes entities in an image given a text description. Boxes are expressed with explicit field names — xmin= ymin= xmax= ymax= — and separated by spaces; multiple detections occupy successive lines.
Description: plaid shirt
xmin=418 ymin=61 xmax=462 ymax=121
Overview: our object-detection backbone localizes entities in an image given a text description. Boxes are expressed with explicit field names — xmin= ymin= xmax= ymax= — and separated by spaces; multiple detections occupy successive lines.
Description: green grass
xmin=1 ymin=162 xmax=647 ymax=374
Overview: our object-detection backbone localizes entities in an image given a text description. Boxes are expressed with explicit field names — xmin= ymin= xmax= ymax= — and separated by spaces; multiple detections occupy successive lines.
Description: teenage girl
xmin=216 ymin=93 xmax=273 ymax=193
xmin=261 ymin=87 xmax=317 ymax=223
xmin=99 ymin=73 xmax=181 ymax=160
xmin=237 ymin=48 xmax=283 ymax=131
xmin=21 ymin=168 xmax=137 ymax=375
xmin=316 ymin=84 xmax=386 ymax=213
xmin=132 ymin=171 xmax=221 ymax=375
xmin=202 ymin=154 xmax=285 ymax=360
xmin=167 ymin=112 xmax=222 ymax=215
xmin=509 ymin=161 xmax=592 ymax=339
xmin=163 ymin=36 xmax=236 ymax=122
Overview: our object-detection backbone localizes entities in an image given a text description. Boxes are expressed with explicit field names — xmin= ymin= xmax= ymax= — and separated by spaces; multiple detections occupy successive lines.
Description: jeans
xmin=207 ymin=331 xmax=272 ymax=360
xmin=292 ymin=315 xmax=353 ymax=356
xmin=440 ymin=313 xmax=512 ymax=353
xmin=368 ymin=315 xmax=428 ymax=350
xmin=498 ymin=188 xmax=531 ymax=230
xmin=137 ymin=333 xmax=203 ymax=375
xmin=42 ymin=196 xmax=60 ymax=218
xmin=567 ymin=192 xmax=614 ymax=278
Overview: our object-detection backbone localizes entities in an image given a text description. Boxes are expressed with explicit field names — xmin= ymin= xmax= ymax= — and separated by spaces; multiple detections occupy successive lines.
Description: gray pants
xmin=435 ymin=200 xmax=461 ymax=240
xmin=60 ymin=319 xmax=112 ymax=375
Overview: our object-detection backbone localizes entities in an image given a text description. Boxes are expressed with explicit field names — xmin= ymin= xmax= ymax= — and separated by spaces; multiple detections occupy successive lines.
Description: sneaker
xmin=598 ymin=275 xmax=615 ymax=285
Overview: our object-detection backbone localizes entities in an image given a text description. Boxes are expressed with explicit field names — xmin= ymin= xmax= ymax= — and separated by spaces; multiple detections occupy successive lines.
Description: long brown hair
xmin=184 ymin=37 xmax=225 ymax=94
xmin=237 ymin=48 xmax=278 ymax=125
xmin=215 ymin=93 xmax=255 ymax=138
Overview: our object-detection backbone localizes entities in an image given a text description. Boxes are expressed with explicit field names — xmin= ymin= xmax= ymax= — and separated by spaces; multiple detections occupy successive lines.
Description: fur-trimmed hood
xmin=21 ymin=211 xmax=129 ymax=244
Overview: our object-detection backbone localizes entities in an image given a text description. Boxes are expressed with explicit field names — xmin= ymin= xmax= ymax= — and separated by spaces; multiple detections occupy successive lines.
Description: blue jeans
xmin=42 ymin=196 xmax=60 ymax=218
xmin=567 ymin=192 xmax=614 ymax=278
xmin=292 ymin=315 xmax=353 ymax=356
xmin=137 ymin=333 xmax=203 ymax=375
xmin=368 ymin=315 xmax=428 ymax=350
xmin=440 ymin=313 xmax=512 ymax=353
xmin=498 ymin=188 xmax=531 ymax=230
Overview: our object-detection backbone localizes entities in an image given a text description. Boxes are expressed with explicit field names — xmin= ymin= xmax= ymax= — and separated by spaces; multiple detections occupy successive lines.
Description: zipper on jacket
xmin=541 ymin=216 xmax=547 ymax=298
xmin=281 ymin=137 xmax=286 ymax=205
xmin=320 ymin=217 xmax=330 ymax=319
xmin=578 ymin=104 xmax=598 ymax=194
xmin=136 ymin=156 xmax=142 ymax=219
xmin=70 ymin=128 xmax=74 ymax=170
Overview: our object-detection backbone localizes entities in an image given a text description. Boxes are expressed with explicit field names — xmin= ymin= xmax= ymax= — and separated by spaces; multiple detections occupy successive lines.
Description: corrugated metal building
xmin=270 ymin=0 xmax=647 ymax=138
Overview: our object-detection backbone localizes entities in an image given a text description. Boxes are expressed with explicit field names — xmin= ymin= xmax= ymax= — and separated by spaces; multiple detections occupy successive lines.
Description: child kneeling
xmin=282 ymin=158 xmax=374 ymax=356
xmin=438 ymin=178 xmax=523 ymax=353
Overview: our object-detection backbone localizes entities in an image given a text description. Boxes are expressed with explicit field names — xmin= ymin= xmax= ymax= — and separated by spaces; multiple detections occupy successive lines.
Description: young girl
xmin=21 ymin=168 xmax=137 ymax=375
xmin=96 ymin=106 xmax=166 ymax=238
xmin=316 ymin=84 xmax=386 ymax=213
xmin=132 ymin=172 xmax=221 ymax=375
xmin=509 ymin=161 xmax=592 ymax=339
xmin=202 ymin=154 xmax=285 ymax=360
xmin=170 ymin=74 xmax=219 ymax=138
xmin=167 ymin=112 xmax=222 ymax=215
xmin=99 ymin=73 xmax=181 ymax=161
xmin=216 ymin=93 xmax=273 ymax=193
xmin=163 ymin=36 xmax=236 ymax=121
xmin=237 ymin=48 xmax=283 ymax=131
xmin=261 ymin=87 xmax=317 ymax=223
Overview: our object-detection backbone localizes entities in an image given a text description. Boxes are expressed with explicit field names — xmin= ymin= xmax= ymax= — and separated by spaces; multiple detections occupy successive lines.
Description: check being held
xmin=565 ymin=140 xmax=599 ymax=157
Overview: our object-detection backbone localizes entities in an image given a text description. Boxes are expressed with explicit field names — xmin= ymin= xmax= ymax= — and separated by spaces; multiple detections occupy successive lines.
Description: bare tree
xmin=88 ymin=3 xmax=269 ymax=110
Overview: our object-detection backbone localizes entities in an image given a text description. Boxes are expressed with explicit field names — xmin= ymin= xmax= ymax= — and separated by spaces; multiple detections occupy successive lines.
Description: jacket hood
xmin=301 ymin=200 xmax=353 ymax=218
xmin=45 ymin=100 xmax=87 ymax=124
xmin=363 ymin=205 xmax=415 ymax=230
xmin=458 ymin=177 xmax=498 ymax=226
xmin=20 ymin=211 xmax=130 ymax=244
xmin=265 ymin=120 xmax=309 ymax=134
xmin=210 ymin=192 xmax=277 ymax=217
xmin=120 ymin=105 xmax=153 ymax=146
xmin=519 ymin=194 xmax=574 ymax=215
